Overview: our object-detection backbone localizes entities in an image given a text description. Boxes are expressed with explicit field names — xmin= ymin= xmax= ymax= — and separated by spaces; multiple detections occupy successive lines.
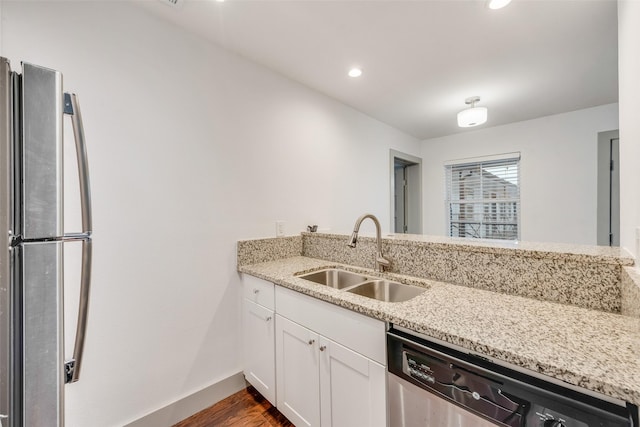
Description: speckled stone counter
xmin=238 ymin=256 xmax=640 ymax=406
xmin=622 ymin=267 xmax=640 ymax=318
xmin=237 ymin=235 xmax=301 ymax=266
xmin=302 ymin=232 xmax=635 ymax=313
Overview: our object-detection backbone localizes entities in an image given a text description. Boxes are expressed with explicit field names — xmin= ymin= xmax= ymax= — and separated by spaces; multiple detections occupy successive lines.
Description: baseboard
xmin=124 ymin=371 xmax=246 ymax=427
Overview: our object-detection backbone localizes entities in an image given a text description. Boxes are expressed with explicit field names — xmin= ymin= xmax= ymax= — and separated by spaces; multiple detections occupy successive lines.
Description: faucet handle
xmin=376 ymin=255 xmax=391 ymax=271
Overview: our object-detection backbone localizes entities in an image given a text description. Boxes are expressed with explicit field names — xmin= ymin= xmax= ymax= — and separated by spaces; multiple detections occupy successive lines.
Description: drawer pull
xmin=308 ymin=339 xmax=315 ymax=345
xmin=319 ymin=345 xmax=326 ymax=352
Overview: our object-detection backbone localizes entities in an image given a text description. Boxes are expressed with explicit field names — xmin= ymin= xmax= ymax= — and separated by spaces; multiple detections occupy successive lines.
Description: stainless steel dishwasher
xmin=387 ymin=327 xmax=638 ymax=427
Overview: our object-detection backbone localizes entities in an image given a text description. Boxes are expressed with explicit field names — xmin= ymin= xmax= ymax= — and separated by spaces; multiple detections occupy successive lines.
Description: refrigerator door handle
xmin=63 ymin=92 xmax=92 ymax=235
xmin=63 ymin=92 xmax=93 ymax=383
xmin=65 ymin=237 xmax=92 ymax=384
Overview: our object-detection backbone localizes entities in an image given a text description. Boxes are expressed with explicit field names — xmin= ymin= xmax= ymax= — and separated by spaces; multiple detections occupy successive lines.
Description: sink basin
xmin=296 ymin=268 xmax=369 ymax=289
xmin=296 ymin=268 xmax=427 ymax=303
xmin=346 ymin=280 xmax=426 ymax=302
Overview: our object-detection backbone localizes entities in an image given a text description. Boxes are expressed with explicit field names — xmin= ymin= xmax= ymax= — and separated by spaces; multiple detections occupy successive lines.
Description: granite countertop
xmin=239 ymin=256 xmax=640 ymax=406
xmin=305 ymin=231 xmax=636 ymax=265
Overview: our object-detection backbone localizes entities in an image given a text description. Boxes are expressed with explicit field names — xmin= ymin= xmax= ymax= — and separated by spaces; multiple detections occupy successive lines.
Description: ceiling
xmin=136 ymin=0 xmax=618 ymax=140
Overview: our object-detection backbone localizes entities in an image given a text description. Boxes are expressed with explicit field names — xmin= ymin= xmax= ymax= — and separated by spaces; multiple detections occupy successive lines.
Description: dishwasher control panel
xmin=388 ymin=328 xmax=635 ymax=427
xmin=405 ymin=355 xmax=435 ymax=384
xmin=401 ymin=348 xmax=525 ymax=427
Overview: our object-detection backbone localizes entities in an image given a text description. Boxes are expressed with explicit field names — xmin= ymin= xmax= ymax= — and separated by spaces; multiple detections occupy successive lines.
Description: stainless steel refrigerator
xmin=0 ymin=57 xmax=92 ymax=427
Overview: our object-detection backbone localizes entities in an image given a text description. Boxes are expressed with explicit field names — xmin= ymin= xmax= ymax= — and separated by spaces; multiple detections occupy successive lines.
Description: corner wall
xmin=618 ymin=1 xmax=640 ymax=261
xmin=0 ymin=2 xmax=420 ymax=426
xmin=420 ymin=104 xmax=618 ymax=245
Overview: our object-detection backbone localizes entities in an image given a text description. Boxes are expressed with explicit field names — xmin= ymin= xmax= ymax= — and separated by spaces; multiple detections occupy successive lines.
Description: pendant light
xmin=457 ymin=96 xmax=488 ymax=128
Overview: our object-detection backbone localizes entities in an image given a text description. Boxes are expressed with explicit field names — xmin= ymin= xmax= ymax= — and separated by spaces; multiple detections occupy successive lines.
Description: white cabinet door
xmin=243 ymin=298 xmax=276 ymax=405
xmin=276 ymin=315 xmax=320 ymax=427
xmin=319 ymin=337 xmax=386 ymax=427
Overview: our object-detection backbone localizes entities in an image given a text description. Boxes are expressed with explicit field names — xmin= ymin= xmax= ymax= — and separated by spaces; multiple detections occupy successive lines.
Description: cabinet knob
xmin=319 ymin=345 xmax=327 ymax=352
xmin=265 ymin=316 xmax=272 ymax=322
xmin=253 ymin=289 xmax=260 ymax=294
xmin=308 ymin=339 xmax=315 ymax=345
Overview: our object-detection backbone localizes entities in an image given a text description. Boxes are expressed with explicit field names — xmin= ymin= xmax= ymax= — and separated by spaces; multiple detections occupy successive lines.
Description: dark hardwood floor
xmin=173 ymin=386 xmax=294 ymax=427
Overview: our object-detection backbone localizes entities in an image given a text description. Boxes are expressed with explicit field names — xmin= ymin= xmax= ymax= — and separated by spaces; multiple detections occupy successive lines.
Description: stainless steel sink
xmin=296 ymin=268 xmax=369 ymax=289
xmin=296 ymin=268 xmax=427 ymax=302
xmin=346 ymin=280 xmax=426 ymax=303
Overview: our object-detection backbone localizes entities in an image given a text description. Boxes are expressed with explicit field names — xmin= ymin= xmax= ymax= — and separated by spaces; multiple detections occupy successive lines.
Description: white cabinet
xmin=242 ymin=275 xmax=276 ymax=405
xmin=275 ymin=315 xmax=320 ymax=427
xmin=319 ymin=336 xmax=386 ymax=427
xmin=242 ymin=276 xmax=387 ymax=427
xmin=275 ymin=287 xmax=386 ymax=427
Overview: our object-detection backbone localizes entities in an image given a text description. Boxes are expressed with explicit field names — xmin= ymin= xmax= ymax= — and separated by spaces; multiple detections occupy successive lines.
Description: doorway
xmin=390 ymin=150 xmax=422 ymax=234
xmin=597 ymin=130 xmax=620 ymax=246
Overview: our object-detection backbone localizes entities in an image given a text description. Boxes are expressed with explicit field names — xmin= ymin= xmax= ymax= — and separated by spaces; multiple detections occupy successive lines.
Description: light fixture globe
xmin=457 ymin=106 xmax=488 ymax=127
xmin=457 ymin=96 xmax=488 ymax=128
xmin=488 ymin=0 xmax=512 ymax=10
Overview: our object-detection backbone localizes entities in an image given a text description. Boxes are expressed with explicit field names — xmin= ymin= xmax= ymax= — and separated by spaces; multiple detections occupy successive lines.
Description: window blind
xmin=445 ymin=157 xmax=520 ymax=241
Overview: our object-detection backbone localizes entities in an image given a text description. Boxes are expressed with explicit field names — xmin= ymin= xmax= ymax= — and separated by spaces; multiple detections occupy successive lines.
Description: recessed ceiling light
xmin=488 ymin=0 xmax=512 ymax=10
xmin=348 ymin=68 xmax=363 ymax=78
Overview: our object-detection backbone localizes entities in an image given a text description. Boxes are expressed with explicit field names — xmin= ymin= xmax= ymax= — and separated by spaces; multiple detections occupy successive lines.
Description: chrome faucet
xmin=347 ymin=213 xmax=391 ymax=272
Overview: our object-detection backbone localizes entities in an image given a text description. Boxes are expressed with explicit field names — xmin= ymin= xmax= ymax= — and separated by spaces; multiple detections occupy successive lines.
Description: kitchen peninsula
xmin=238 ymin=232 xmax=640 ymax=410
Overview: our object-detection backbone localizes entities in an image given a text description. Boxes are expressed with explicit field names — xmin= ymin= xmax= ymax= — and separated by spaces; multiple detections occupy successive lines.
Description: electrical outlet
xmin=276 ymin=221 xmax=285 ymax=237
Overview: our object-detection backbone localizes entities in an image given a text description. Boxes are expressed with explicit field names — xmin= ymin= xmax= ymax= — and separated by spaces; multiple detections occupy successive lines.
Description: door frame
xmin=596 ymin=130 xmax=620 ymax=246
xmin=389 ymin=150 xmax=423 ymax=234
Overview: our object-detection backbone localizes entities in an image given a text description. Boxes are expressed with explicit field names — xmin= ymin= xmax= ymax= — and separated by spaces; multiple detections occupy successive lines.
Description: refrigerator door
xmin=0 ymin=56 xmax=13 ymax=427
xmin=1 ymin=58 xmax=92 ymax=427
xmin=20 ymin=62 xmax=63 ymax=240
xmin=20 ymin=241 xmax=65 ymax=427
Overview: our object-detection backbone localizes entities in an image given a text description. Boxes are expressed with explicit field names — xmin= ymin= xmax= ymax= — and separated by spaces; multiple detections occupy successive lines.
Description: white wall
xmin=0 ymin=2 xmax=420 ymax=426
xmin=420 ymin=104 xmax=618 ymax=245
xmin=618 ymin=1 xmax=640 ymax=261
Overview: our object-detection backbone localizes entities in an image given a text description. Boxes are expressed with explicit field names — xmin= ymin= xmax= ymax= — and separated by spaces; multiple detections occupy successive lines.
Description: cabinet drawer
xmin=275 ymin=286 xmax=386 ymax=365
xmin=243 ymin=275 xmax=275 ymax=310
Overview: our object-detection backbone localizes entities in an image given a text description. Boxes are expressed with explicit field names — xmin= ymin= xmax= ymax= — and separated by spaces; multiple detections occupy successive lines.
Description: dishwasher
xmin=387 ymin=327 xmax=638 ymax=427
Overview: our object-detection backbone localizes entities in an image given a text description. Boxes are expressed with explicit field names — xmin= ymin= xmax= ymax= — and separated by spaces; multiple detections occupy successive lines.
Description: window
xmin=445 ymin=155 xmax=520 ymax=241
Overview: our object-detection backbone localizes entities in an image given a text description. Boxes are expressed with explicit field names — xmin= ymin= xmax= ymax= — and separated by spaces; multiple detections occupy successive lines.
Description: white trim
xmin=123 ymin=371 xmax=246 ymax=427
xmin=444 ymin=151 xmax=521 ymax=167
